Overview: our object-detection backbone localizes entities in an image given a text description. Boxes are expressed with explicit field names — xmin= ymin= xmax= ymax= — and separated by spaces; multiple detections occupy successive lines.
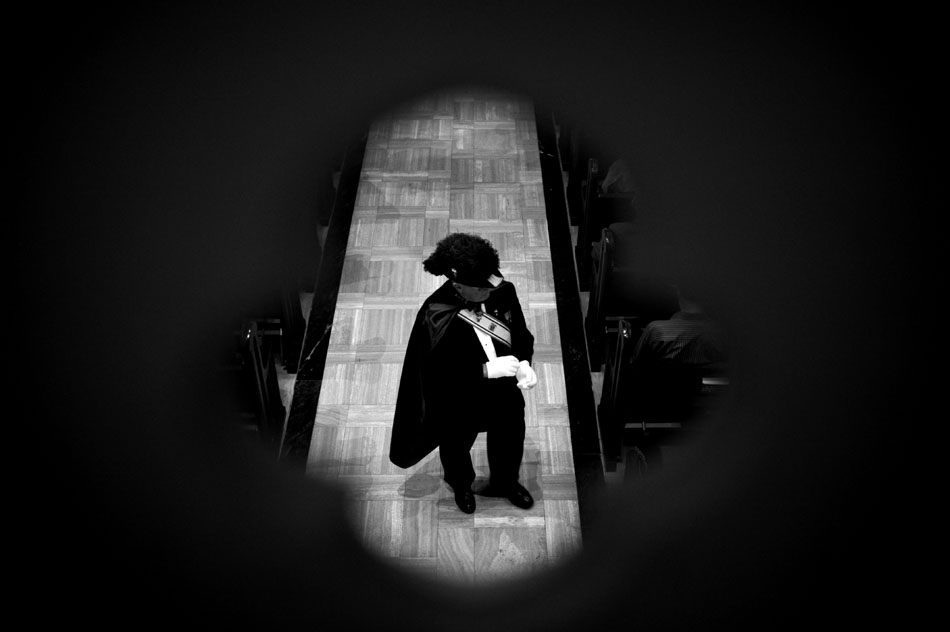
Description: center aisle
xmin=305 ymin=86 xmax=581 ymax=584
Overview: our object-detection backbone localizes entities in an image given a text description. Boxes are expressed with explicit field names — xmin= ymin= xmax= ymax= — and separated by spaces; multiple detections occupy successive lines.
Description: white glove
xmin=516 ymin=360 xmax=538 ymax=390
xmin=485 ymin=355 xmax=520 ymax=379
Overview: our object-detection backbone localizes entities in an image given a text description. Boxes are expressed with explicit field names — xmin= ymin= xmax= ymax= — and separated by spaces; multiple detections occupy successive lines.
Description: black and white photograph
xmin=17 ymin=1 xmax=928 ymax=629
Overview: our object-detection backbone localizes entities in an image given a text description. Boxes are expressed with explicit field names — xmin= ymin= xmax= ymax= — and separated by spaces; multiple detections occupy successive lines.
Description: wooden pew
xmin=585 ymin=223 xmax=677 ymax=369
xmin=574 ymin=158 xmax=636 ymax=289
xmin=597 ymin=317 xmax=639 ymax=463
xmin=597 ymin=318 xmax=698 ymax=463
xmin=226 ymin=319 xmax=287 ymax=457
xmin=598 ymin=317 xmax=730 ymax=472
xmin=562 ymin=123 xmax=593 ymax=227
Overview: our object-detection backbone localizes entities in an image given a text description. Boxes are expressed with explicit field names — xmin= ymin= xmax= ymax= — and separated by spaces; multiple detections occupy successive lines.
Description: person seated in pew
xmin=587 ymin=159 xmax=646 ymax=263
xmin=587 ymin=159 xmax=636 ymax=255
xmin=578 ymin=159 xmax=638 ymax=288
xmin=631 ymin=285 xmax=727 ymax=369
xmin=626 ymin=285 xmax=728 ymax=420
xmin=599 ymin=158 xmax=637 ymax=196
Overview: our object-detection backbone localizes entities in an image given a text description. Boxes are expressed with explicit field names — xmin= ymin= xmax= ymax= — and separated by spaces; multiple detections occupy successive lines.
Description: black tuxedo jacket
xmin=388 ymin=279 xmax=535 ymax=468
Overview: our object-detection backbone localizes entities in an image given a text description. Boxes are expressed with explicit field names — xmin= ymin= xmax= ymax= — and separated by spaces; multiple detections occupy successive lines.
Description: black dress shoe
xmin=454 ymin=489 xmax=476 ymax=514
xmin=505 ymin=483 xmax=534 ymax=510
xmin=480 ymin=482 xmax=535 ymax=509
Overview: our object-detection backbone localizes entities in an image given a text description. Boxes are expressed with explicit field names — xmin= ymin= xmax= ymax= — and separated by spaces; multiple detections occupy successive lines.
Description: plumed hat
xmin=422 ymin=233 xmax=501 ymax=286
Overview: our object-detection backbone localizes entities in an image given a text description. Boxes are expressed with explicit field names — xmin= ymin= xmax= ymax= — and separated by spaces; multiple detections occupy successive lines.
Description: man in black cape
xmin=388 ymin=233 xmax=538 ymax=513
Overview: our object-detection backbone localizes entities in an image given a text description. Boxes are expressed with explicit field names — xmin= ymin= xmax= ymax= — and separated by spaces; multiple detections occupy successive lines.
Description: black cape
xmin=388 ymin=279 xmax=534 ymax=468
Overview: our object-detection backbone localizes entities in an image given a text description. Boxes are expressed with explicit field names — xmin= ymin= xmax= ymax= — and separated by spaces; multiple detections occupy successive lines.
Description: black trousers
xmin=438 ymin=413 xmax=526 ymax=491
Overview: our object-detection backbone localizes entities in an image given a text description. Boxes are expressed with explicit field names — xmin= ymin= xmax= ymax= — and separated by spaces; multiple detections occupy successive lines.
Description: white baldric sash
xmin=457 ymin=307 xmax=512 ymax=349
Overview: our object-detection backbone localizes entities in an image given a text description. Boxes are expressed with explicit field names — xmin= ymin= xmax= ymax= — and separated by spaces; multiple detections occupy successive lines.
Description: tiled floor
xmin=301 ymin=87 xmax=582 ymax=584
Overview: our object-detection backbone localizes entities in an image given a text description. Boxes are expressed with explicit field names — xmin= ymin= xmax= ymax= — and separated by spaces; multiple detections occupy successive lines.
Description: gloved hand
xmin=516 ymin=360 xmax=538 ymax=390
xmin=485 ymin=355 xmax=521 ymax=379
